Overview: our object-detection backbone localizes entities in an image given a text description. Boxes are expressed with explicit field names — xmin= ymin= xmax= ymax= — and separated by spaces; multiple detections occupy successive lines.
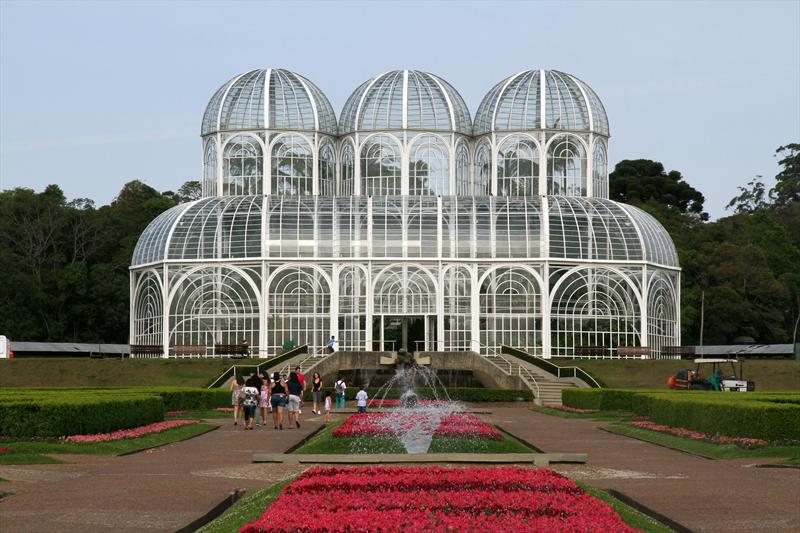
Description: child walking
xmin=356 ymin=386 xmax=368 ymax=414
xmin=323 ymin=391 xmax=332 ymax=425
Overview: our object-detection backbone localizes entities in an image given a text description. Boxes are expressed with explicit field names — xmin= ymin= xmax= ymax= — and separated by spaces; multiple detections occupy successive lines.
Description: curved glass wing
xmin=619 ymin=203 xmax=679 ymax=267
xmin=132 ymin=203 xmax=193 ymax=266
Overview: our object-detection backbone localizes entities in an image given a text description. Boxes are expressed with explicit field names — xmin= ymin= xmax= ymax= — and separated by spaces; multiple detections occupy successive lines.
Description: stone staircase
xmin=484 ymin=353 xmax=576 ymax=405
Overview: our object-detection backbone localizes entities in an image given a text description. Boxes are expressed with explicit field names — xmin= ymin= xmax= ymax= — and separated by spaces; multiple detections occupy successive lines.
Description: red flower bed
xmin=60 ymin=420 xmax=197 ymax=444
xmin=165 ymin=410 xmax=189 ymax=417
xmin=332 ymin=412 xmax=501 ymax=440
xmin=629 ymin=421 xmax=767 ymax=448
xmin=213 ymin=407 xmax=234 ymax=412
xmin=544 ymin=404 xmax=600 ymax=414
xmin=0 ymin=447 xmax=12 ymax=454
xmin=241 ymin=466 xmax=640 ymax=533
xmin=366 ymin=399 xmax=448 ymax=407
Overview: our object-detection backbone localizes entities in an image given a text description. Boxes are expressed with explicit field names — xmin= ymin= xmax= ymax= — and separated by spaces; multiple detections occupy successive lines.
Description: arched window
xmin=592 ymin=140 xmax=608 ymax=199
xmin=319 ymin=142 xmax=335 ymax=196
xmin=133 ymin=272 xmax=162 ymax=347
xmin=444 ymin=266 xmax=471 ymax=351
xmin=409 ymin=135 xmax=449 ymax=195
xmin=272 ymin=135 xmax=313 ymax=195
xmin=340 ymin=142 xmax=355 ymax=196
xmin=203 ymin=141 xmax=217 ymax=197
xmin=550 ymin=267 xmax=640 ymax=357
xmin=497 ymin=136 xmax=539 ymax=196
xmin=223 ymin=135 xmax=262 ymax=195
xmin=647 ymin=272 xmax=678 ymax=357
xmin=267 ymin=267 xmax=329 ymax=352
xmin=480 ymin=267 xmax=540 ymax=354
xmin=547 ymin=135 xmax=587 ymax=196
xmin=474 ymin=142 xmax=491 ymax=196
xmin=360 ymin=135 xmax=401 ymax=196
xmin=169 ymin=267 xmax=260 ymax=352
xmin=338 ymin=266 xmax=367 ymax=351
xmin=455 ymin=143 xmax=470 ymax=195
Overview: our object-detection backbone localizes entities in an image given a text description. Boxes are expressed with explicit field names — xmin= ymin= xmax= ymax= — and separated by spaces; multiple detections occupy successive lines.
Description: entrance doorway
xmin=372 ymin=315 xmax=437 ymax=352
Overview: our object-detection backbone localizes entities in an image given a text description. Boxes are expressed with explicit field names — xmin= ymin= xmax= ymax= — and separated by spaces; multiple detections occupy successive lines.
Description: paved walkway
xmin=1 ymin=408 xmax=798 ymax=532
xmin=0 ymin=416 xmax=322 ymax=532
xmin=492 ymin=408 xmax=800 ymax=533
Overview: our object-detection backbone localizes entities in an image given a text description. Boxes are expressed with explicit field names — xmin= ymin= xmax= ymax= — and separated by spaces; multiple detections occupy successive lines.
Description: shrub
xmin=0 ymin=394 xmax=164 ymax=438
xmin=562 ymin=389 xmax=800 ymax=441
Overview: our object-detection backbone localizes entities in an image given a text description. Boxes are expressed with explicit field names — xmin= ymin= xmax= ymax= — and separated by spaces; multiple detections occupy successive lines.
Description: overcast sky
xmin=1 ymin=0 xmax=798 ymax=218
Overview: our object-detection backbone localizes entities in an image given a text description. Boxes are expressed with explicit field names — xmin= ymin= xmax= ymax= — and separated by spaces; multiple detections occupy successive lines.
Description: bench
xmin=170 ymin=344 xmax=207 ymax=357
xmin=616 ymin=346 xmax=652 ymax=358
xmin=130 ymin=344 xmax=163 ymax=358
xmin=215 ymin=343 xmax=250 ymax=358
xmin=574 ymin=346 xmax=612 ymax=357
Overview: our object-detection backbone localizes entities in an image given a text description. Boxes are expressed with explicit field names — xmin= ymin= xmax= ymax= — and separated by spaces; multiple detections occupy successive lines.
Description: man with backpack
xmin=334 ymin=377 xmax=346 ymax=410
xmin=241 ymin=375 xmax=260 ymax=430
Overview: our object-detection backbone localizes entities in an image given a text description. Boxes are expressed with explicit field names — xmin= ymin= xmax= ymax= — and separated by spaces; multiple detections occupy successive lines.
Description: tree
xmin=726 ymin=177 xmax=769 ymax=214
xmin=177 ymin=180 xmax=202 ymax=202
xmin=609 ymin=159 xmax=707 ymax=219
xmin=771 ymin=143 xmax=800 ymax=206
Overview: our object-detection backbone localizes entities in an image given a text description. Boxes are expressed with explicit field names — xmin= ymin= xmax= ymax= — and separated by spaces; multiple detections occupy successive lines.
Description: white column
xmin=260 ymin=260 xmax=268 ymax=357
xmin=540 ymin=196 xmax=551 ymax=358
xmin=491 ymin=134 xmax=498 ymax=196
xmin=470 ymin=265 xmax=480 ymax=354
xmin=640 ymin=265 xmax=649 ymax=350
xmin=161 ymin=264 xmax=170 ymax=358
xmin=675 ymin=272 xmax=682 ymax=347
xmin=586 ymin=133 xmax=594 ymax=198
xmin=538 ymin=131 xmax=547 ymax=197
xmin=217 ymin=133 xmax=224 ymax=196
xmin=312 ymin=134 xmax=320 ymax=196
xmin=264 ymin=134 xmax=272 ymax=196
xmin=128 ymin=272 xmax=135 ymax=345
xmin=330 ymin=265 xmax=339 ymax=348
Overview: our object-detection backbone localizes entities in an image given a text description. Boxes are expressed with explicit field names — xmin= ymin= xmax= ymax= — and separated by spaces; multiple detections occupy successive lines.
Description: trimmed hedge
xmin=303 ymin=387 xmax=533 ymax=403
xmin=0 ymin=387 xmax=229 ymax=438
xmin=0 ymin=394 xmax=164 ymax=438
xmin=562 ymin=389 xmax=800 ymax=441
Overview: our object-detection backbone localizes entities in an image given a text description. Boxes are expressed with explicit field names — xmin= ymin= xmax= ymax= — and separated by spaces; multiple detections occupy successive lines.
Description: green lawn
xmin=578 ymin=482 xmax=677 ymax=533
xmin=568 ymin=359 xmax=800 ymax=390
xmin=197 ymin=478 xmax=294 ymax=533
xmin=293 ymin=419 xmax=533 ymax=454
xmin=606 ymin=423 xmax=800 ymax=465
xmin=534 ymin=406 xmax=635 ymax=421
xmin=0 ymin=358 xmax=234 ymax=388
xmin=0 ymin=423 xmax=216 ymax=464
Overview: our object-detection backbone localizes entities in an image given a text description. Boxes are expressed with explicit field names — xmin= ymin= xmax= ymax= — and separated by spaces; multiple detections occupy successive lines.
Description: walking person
xmin=324 ymin=335 xmax=337 ymax=354
xmin=230 ymin=374 xmax=244 ymax=426
xmin=287 ymin=372 xmax=303 ymax=428
xmin=241 ymin=376 xmax=260 ymax=430
xmin=271 ymin=372 xmax=287 ymax=430
xmin=258 ymin=375 xmax=270 ymax=428
xmin=323 ymin=391 xmax=332 ymax=425
xmin=334 ymin=376 xmax=346 ymax=411
xmin=356 ymin=386 xmax=368 ymax=414
xmin=294 ymin=366 xmax=307 ymax=415
xmin=311 ymin=372 xmax=323 ymax=415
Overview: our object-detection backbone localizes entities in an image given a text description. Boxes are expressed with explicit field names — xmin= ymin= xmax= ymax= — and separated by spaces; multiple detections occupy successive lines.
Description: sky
xmin=1 ymin=0 xmax=798 ymax=219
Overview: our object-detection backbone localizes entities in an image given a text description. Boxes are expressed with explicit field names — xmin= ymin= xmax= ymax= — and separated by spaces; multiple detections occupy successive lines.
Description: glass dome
xmin=474 ymin=70 xmax=609 ymax=136
xmin=201 ymin=68 xmax=337 ymax=136
xmin=132 ymin=196 xmax=676 ymax=268
xmin=339 ymin=70 xmax=472 ymax=135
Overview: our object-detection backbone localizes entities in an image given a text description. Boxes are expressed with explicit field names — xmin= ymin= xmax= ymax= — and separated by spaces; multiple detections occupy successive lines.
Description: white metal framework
xmin=131 ymin=68 xmax=680 ymax=358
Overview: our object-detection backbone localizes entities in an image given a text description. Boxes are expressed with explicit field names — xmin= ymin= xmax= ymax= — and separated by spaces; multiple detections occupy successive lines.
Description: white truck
xmin=0 ymin=335 xmax=12 ymax=359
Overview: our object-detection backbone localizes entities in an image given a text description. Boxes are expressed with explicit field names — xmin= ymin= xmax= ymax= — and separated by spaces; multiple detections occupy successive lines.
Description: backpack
xmin=335 ymin=380 xmax=345 ymax=394
xmin=243 ymin=387 xmax=259 ymax=407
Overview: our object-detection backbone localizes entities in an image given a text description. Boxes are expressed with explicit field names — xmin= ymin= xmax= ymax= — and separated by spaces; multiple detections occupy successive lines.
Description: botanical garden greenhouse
xmin=130 ymin=68 xmax=680 ymax=358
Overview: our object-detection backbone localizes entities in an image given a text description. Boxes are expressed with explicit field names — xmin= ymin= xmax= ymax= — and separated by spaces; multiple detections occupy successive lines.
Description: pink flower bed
xmin=0 ymin=447 xmax=12 ymax=454
xmin=332 ymin=412 xmax=501 ymax=440
xmin=60 ymin=420 xmax=197 ymax=444
xmin=241 ymin=466 xmax=640 ymax=533
xmin=165 ymin=410 xmax=189 ymax=417
xmin=544 ymin=404 xmax=600 ymax=414
xmin=629 ymin=421 xmax=767 ymax=448
xmin=213 ymin=407 xmax=234 ymax=412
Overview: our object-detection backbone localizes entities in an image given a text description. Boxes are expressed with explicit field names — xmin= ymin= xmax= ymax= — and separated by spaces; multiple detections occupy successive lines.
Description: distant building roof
xmin=11 ymin=342 xmax=129 ymax=355
xmin=695 ymin=344 xmax=794 ymax=356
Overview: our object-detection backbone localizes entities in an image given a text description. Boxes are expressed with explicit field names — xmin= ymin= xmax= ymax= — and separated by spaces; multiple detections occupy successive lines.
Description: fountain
xmin=356 ymin=350 xmax=464 ymax=454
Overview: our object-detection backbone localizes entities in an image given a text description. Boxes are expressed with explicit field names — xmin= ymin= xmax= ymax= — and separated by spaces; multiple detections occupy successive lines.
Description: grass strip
xmin=197 ymin=477 xmax=295 ymax=533
xmin=0 ymin=423 xmax=216 ymax=461
xmin=534 ymin=406 xmax=635 ymax=421
xmin=606 ymin=423 xmax=800 ymax=464
xmin=578 ymin=482 xmax=678 ymax=533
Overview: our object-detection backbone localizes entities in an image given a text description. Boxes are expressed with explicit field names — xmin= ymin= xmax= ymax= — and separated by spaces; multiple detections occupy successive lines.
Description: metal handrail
xmin=476 ymin=344 xmax=540 ymax=401
xmin=501 ymin=346 xmax=601 ymax=388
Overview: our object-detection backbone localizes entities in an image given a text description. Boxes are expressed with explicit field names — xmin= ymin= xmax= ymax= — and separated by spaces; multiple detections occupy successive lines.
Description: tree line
xmin=0 ymin=145 xmax=797 ymax=346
